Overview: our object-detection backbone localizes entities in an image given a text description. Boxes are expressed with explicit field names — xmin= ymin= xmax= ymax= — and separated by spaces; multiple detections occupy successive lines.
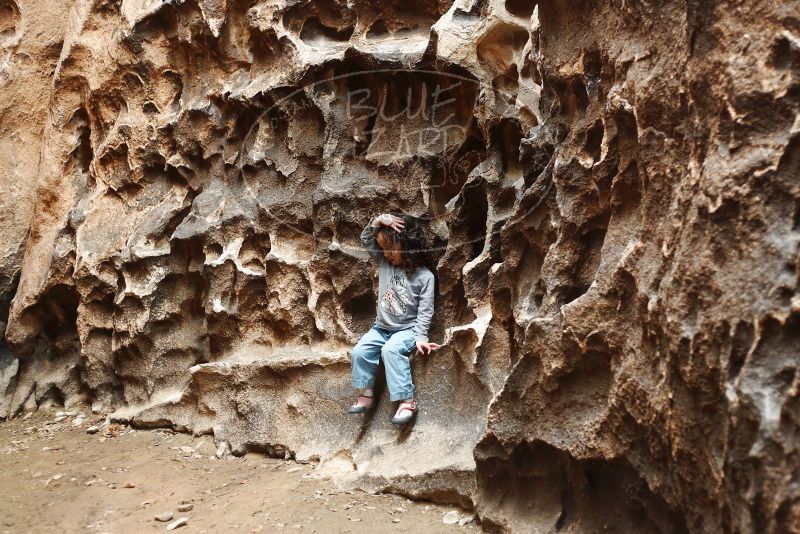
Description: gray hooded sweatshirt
xmin=360 ymin=216 xmax=435 ymax=342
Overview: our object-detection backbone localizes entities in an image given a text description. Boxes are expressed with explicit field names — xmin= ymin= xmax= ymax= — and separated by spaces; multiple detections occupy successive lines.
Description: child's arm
xmin=360 ymin=215 xmax=383 ymax=264
xmin=414 ymin=276 xmax=437 ymax=352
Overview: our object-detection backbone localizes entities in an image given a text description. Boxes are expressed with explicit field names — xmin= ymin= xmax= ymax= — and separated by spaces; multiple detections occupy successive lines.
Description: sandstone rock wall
xmin=0 ymin=0 xmax=76 ymax=411
xmin=2 ymin=0 xmax=798 ymax=532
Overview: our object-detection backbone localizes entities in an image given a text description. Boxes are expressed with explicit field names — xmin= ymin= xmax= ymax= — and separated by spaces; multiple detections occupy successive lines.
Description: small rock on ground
xmin=155 ymin=512 xmax=174 ymax=522
xmin=166 ymin=517 xmax=188 ymax=530
xmin=443 ymin=510 xmax=460 ymax=525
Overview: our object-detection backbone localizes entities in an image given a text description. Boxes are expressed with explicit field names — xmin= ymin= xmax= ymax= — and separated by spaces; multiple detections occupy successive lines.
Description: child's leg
xmin=351 ymin=326 xmax=387 ymax=391
xmin=380 ymin=328 xmax=417 ymax=401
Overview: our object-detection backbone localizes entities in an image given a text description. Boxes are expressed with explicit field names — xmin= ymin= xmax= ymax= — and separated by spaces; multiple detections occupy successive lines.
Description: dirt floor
xmin=0 ymin=408 xmax=477 ymax=533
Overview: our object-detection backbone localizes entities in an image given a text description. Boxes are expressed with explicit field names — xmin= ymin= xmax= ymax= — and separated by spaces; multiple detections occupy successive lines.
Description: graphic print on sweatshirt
xmin=380 ymin=273 xmax=415 ymax=316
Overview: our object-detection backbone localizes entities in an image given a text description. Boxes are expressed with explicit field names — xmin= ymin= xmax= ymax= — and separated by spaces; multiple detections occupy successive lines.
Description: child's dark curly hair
xmin=375 ymin=211 xmax=431 ymax=276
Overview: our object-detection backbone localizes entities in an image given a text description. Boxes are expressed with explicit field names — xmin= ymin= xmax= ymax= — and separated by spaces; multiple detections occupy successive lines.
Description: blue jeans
xmin=351 ymin=325 xmax=417 ymax=401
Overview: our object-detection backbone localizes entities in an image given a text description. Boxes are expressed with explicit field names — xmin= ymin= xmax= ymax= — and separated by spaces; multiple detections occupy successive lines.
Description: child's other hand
xmin=416 ymin=340 xmax=440 ymax=356
xmin=378 ymin=213 xmax=405 ymax=232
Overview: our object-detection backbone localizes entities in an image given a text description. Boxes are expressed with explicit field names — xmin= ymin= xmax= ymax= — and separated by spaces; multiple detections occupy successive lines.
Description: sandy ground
xmin=0 ymin=408 xmax=477 ymax=534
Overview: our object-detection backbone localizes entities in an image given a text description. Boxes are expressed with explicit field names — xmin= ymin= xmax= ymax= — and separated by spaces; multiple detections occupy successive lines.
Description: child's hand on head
xmin=416 ymin=340 xmax=441 ymax=356
xmin=377 ymin=213 xmax=405 ymax=232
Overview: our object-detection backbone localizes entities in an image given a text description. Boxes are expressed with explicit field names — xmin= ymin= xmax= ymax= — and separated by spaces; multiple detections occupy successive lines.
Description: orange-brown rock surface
xmin=1 ymin=1 xmax=798 ymax=532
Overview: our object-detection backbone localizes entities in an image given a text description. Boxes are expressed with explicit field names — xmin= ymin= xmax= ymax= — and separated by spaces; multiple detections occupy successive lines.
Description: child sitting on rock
xmin=349 ymin=212 xmax=440 ymax=425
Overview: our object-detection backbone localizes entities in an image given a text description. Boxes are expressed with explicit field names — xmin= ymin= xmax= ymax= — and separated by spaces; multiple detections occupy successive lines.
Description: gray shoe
xmin=348 ymin=395 xmax=374 ymax=414
xmin=390 ymin=400 xmax=417 ymax=425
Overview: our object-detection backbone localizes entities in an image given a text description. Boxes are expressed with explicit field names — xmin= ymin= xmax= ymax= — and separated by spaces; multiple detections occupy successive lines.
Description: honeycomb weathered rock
xmin=1 ymin=1 xmax=798 ymax=532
